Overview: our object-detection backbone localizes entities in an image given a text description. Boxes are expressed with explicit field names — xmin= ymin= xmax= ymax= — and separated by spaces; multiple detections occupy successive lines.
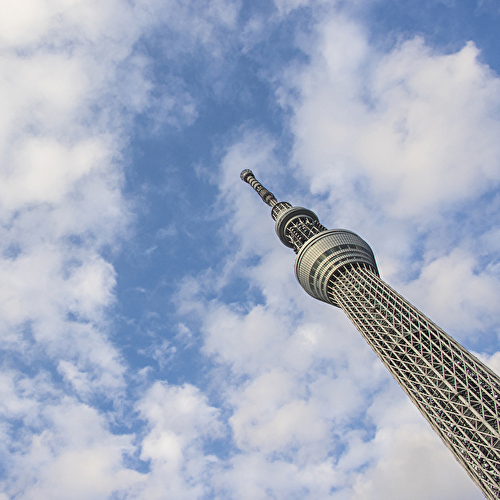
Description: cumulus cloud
xmin=0 ymin=0 xmax=151 ymax=402
xmin=351 ymin=421 xmax=483 ymax=500
xmin=0 ymin=371 xmax=143 ymax=499
xmin=284 ymin=18 xmax=500 ymax=219
xmin=135 ymin=382 xmax=223 ymax=499
xmin=0 ymin=0 xmax=241 ymax=497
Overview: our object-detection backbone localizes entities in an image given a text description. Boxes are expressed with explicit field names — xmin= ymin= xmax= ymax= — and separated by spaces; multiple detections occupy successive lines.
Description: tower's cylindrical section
xmin=274 ymin=206 xmax=323 ymax=250
xmin=294 ymin=229 xmax=378 ymax=306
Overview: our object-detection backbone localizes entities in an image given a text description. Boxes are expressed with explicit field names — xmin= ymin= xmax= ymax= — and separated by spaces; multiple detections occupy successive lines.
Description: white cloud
xmin=289 ymin=27 xmax=500 ymax=216
xmin=0 ymin=372 xmax=144 ymax=500
xmin=351 ymin=388 xmax=484 ymax=500
xmin=276 ymin=13 xmax=500 ymax=336
xmin=1 ymin=137 xmax=108 ymax=208
xmin=230 ymin=369 xmax=320 ymax=450
xmin=0 ymin=0 xmax=147 ymax=402
xmin=0 ymin=0 xmax=243 ymax=388
xmin=351 ymin=422 xmax=483 ymax=500
xmin=134 ymin=382 xmax=223 ymax=499
xmin=398 ymin=248 xmax=500 ymax=337
xmin=0 ymin=0 xmax=243 ymax=497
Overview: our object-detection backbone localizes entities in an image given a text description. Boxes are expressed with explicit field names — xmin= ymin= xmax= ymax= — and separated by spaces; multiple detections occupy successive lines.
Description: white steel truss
xmin=328 ymin=263 xmax=500 ymax=500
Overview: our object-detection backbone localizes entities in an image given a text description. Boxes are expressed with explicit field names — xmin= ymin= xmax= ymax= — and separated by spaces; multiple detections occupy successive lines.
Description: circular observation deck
xmin=273 ymin=205 xmax=320 ymax=248
xmin=294 ymin=230 xmax=378 ymax=307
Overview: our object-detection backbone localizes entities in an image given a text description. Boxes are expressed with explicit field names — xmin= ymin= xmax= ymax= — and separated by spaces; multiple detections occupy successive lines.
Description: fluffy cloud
xmin=287 ymin=18 xmax=500 ymax=220
xmin=135 ymin=382 xmax=223 ymax=499
xmin=277 ymin=13 xmax=500 ymax=338
xmin=0 ymin=371 xmax=143 ymax=500
xmin=351 ymin=418 xmax=483 ymax=500
xmin=0 ymin=0 xmax=150 ymax=401
xmin=0 ymin=0 xmax=240 ymax=497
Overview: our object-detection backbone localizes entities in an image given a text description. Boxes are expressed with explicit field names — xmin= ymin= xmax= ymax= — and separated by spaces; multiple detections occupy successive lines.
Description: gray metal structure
xmin=240 ymin=169 xmax=500 ymax=499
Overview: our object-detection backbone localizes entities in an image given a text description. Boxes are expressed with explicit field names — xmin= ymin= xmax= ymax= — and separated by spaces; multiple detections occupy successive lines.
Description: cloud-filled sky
xmin=0 ymin=0 xmax=499 ymax=498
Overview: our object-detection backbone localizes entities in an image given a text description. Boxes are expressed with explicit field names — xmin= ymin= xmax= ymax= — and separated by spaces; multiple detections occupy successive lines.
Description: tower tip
xmin=240 ymin=169 xmax=254 ymax=183
xmin=239 ymin=169 xmax=278 ymax=208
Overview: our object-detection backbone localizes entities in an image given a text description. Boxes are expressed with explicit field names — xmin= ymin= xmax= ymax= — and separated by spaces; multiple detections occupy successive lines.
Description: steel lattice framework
xmin=241 ymin=169 xmax=500 ymax=500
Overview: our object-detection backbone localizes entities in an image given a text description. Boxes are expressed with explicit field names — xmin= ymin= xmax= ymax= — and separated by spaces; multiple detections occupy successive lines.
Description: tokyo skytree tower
xmin=240 ymin=169 xmax=500 ymax=500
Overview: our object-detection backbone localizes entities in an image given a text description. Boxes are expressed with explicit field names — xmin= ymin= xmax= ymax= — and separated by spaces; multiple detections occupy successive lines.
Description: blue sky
xmin=0 ymin=0 xmax=500 ymax=498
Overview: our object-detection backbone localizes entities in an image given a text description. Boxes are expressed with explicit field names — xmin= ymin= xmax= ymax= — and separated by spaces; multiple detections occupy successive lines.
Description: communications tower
xmin=240 ymin=169 xmax=500 ymax=500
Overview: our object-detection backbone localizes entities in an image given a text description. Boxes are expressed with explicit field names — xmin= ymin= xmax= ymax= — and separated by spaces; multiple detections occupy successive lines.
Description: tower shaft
xmin=330 ymin=262 xmax=500 ymax=500
xmin=241 ymin=170 xmax=500 ymax=499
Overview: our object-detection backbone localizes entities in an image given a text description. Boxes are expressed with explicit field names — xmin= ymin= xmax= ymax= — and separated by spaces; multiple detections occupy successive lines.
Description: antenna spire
xmin=240 ymin=169 xmax=278 ymax=207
